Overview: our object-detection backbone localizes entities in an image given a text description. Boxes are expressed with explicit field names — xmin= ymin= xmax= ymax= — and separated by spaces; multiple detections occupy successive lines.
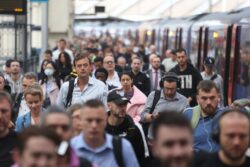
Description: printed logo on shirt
xmin=179 ymin=75 xmax=192 ymax=89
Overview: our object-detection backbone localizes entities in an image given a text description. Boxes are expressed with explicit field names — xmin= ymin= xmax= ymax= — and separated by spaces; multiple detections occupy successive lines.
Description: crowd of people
xmin=0 ymin=35 xmax=250 ymax=167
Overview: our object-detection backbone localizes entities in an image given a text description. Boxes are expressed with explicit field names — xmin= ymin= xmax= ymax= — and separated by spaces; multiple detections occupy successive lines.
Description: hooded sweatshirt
xmin=170 ymin=63 xmax=203 ymax=106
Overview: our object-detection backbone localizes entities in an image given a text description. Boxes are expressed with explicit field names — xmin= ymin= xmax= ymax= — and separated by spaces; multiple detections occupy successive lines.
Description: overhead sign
xmin=0 ymin=0 xmax=26 ymax=15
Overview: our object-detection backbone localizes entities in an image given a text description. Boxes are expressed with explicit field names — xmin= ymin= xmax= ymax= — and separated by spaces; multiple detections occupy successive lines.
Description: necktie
xmin=154 ymin=70 xmax=158 ymax=90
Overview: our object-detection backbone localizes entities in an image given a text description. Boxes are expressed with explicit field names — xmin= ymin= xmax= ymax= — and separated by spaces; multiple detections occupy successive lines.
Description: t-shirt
xmin=0 ymin=130 xmax=17 ymax=167
xmin=194 ymin=152 xmax=250 ymax=167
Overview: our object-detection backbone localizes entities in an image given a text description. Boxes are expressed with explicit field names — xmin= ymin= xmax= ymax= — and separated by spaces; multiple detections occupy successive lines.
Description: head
xmin=5 ymin=59 xmax=13 ymax=75
xmin=10 ymin=60 xmax=21 ymax=75
xmin=149 ymin=54 xmax=157 ymax=65
xmin=161 ymin=72 xmax=178 ymax=99
xmin=204 ymin=57 xmax=215 ymax=74
xmin=103 ymin=55 xmax=115 ymax=72
xmin=176 ymin=48 xmax=188 ymax=67
xmin=93 ymin=56 xmax=103 ymax=70
xmin=0 ymin=74 xmax=5 ymax=90
xmin=16 ymin=126 xmax=60 ymax=167
xmin=152 ymin=56 xmax=161 ymax=70
xmin=217 ymin=110 xmax=250 ymax=162
xmin=81 ymin=100 xmax=107 ymax=142
xmin=58 ymin=39 xmax=67 ymax=51
xmin=196 ymin=80 xmax=220 ymax=116
xmin=44 ymin=50 xmax=53 ymax=61
xmin=58 ymin=52 xmax=71 ymax=66
xmin=0 ymin=91 xmax=12 ymax=137
xmin=40 ymin=60 xmax=49 ymax=73
xmin=22 ymin=72 xmax=37 ymax=92
xmin=120 ymin=72 xmax=133 ymax=91
xmin=170 ymin=50 xmax=177 ymax=61
xmin=68 ymin=103 xmax=82 ymax=136
xmin=44 ymin=61 xmax=58 ymax=78
xmin=41 ymin=105 xmax=72 ymax=141
xmin=73 ymin=54 xmax=92 ymax=79
xmin=131 ymin=57 xmax=142 ymax=73
xmin=107 ymin=91 xmax=130 ymax=119
xmin=117 ymin=56 xmax=127 ymax=69
xmin=149 ymin=44 xmax=157 ymax=54
xmin=94 ymin=67 xmax=108 ymax=83
xmin=24 ymin=83 xmax=43 ymax=114
xmin=151 ymin=112 xmax=193 ymax=167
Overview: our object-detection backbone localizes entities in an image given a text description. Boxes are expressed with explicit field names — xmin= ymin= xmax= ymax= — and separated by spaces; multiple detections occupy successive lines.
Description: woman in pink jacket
xmin=115 ymin=72 xmax=147 ymax=122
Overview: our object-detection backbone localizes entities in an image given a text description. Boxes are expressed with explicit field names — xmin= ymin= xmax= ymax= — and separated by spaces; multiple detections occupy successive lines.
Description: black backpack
xmin=112 ymin=136 xmax=125 ymax=167
xmin=65 ymin=79 xmax=75 ymax=108
xmin=141 ymin=90 xmax=161 ymax=137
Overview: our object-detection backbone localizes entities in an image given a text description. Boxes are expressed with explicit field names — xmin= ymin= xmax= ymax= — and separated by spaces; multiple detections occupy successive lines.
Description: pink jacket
xmin=126 ymin=86 xmax=147 ymax=122
xmin=41 ymin=81 xmax=60 ymax=105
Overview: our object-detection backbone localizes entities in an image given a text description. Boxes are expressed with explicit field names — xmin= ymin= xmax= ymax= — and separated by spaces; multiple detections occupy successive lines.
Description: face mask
xmin=44 ymin=69 xmax=54 ymax=76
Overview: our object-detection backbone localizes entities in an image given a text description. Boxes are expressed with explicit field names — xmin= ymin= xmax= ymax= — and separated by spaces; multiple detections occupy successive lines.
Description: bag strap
xmin=135 ymin=122 xmax=150 ymax=157
xmin=112 ymin=136 xmax=125 ymax=167
xmin=210 ymin=74 xmax=218 ymax=81
xmin=149 ymin=90 xmax=161 ymax=114
xmin=65 ymin=79 xmax=75 ymax=108
xmin=191 ymin=105 xmax=201 ymax=129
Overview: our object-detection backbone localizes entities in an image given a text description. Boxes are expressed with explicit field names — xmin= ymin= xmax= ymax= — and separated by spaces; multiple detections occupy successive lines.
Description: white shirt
xmin=162 ymin=58 xmax=178 ymax=72
xmin=18 ymin=96 xmax=30 ymax=117
xmin=106 ymin=71 xmax=121 ymax=88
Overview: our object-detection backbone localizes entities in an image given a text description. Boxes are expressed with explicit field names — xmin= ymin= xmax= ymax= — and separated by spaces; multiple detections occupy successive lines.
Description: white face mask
xmin=44 ymin=69 xmax=54 ymax=76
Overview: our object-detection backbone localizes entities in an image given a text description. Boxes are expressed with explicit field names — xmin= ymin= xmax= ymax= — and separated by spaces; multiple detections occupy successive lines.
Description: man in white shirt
xmin=53 ymin=39 xmax=74 ymax=63
xmin=162 ymin=49 xmax=178 ymax=72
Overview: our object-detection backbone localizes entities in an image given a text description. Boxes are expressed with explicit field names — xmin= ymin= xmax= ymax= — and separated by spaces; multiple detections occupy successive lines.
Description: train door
xmin=162 ymin=28 xmax=169 ymax=55
xmin=231 ymin=24 xmax=250 ymax=102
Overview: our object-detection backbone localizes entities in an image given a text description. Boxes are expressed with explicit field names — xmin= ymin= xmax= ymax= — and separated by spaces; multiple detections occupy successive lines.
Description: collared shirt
xmin=183 ymin=107 xmax=221 ymax=152
xmin=56 ymin=77 xmax=108 ymax=108
xmin=106 ymin=71 xmax=121 ymax=88
xmin=6 ymin=75 xmax=22 ymax=94
xmin=70 ymin=133 xmax=139 ymax=167
xmin=141 ymin=90 xmax=189 ymax=139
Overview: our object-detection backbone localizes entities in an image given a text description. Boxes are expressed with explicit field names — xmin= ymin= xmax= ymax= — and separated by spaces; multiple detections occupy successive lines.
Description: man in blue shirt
xmin=70 ymin=99 xmax=139 ymax=167
xmin=183 ymin=80 xmax=221 ymax=152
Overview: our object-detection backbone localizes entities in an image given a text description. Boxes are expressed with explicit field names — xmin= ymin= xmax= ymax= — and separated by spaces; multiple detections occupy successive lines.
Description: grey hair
xmin=22 ymin=72 xmax=38 ymax=81
xmin=40 ymin=105 xmax=72 ymax=127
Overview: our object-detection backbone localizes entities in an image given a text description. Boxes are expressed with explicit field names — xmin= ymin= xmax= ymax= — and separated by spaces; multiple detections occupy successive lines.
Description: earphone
xmin=159 ymin=72 xmax=180 ymax=88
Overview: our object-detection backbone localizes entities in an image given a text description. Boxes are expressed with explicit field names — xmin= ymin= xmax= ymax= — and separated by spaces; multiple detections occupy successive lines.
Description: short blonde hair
xmin=24 ymin=83 xmax=44 ymax=100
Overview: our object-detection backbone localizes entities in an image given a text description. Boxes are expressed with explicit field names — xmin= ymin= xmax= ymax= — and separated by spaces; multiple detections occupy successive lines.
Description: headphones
xmin=211 ymin=107 xmax=250 ymax=144
xmin=159 ymin=72 xmax=180 ymax=88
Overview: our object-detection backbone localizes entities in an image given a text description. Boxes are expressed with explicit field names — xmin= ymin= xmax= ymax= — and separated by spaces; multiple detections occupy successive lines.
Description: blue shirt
xmin=183 ymin=107 xmax=221 ymax=152
xmin=56 ymin=77 xmax=108 ymax=108
xmin=70 ymin=133 xmax=139 ymax=167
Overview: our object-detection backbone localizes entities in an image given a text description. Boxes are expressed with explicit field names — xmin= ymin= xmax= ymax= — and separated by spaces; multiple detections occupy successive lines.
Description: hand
xmin=8 ymin=121 xmax=15 ymax=129
xmin=151 ymin=112 xmax=159 ymax=120
xmin=187 ymin=97 xmax=192 ymax=103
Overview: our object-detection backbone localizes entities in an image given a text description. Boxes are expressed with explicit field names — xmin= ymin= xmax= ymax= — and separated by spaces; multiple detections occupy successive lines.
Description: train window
xmin=190 ymin=28 xmax=199 ymax=67
xmin=168 ymin=29 xmax=176 ymax=50
xmin=207 ymin=27 xmax=226 ymax=78
xmin=233 ymin=25 xmax=250 ymax=100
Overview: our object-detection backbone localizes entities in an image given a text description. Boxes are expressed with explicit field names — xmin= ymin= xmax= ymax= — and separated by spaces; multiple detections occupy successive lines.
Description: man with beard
xmin=196 ymin=109 xmax=250 ymax=167
xmin=149 ymin=111 xmax=194 ymax=167
xmin=184 ymin=80 xmax=221 ymax=152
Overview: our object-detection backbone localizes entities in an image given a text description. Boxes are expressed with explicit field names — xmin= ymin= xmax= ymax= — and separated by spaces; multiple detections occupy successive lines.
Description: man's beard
xmin=161 ymin=156 xmax=193 ymax=167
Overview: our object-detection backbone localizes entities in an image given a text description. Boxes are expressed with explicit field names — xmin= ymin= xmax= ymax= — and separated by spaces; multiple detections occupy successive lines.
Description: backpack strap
xmin=149 ymin=90 xmax=161 ymax=114
xmin=210 ymin=74 xmax=218 ymax=81
xmin=65 ymin=79 xmax=75 ymax=108
xmin=135 ymin=122 xmax=150 ymax=158
xmin=191 ymin=105 xmax=201 ymax=129
xmin=12 ymin=93 xmax=24 ymax=122
xmin=112 ymin=136 xmax=125 ymax=167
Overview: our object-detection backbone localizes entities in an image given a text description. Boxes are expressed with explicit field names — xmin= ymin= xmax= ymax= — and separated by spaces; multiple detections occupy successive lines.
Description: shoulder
xmin=177 ymin=92 xmax=188 ymax=100
xmin=183 ymin=107 xmax=193 ymax=119
xmin=91 ymin=77 xmax=106 ymax=87
xmin=70 ymin=133 xmax=83 ymax=148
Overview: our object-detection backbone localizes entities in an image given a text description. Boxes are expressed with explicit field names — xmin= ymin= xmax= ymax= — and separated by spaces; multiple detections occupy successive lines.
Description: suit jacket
xmin=146 ymin=69 xmax=165 ymax=92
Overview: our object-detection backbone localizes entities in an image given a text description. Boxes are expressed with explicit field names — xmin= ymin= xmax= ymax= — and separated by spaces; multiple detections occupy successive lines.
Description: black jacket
xmin=170 ymin=63 xmax=203 ymax=106
xmin=106 ymin=113 xmax=146 ymax=167
xmin=131 ymin=71 xmax=150 ymax=96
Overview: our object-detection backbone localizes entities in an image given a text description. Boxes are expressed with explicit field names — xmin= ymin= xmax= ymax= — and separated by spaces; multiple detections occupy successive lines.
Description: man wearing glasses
xmin=183 ymin=80 xmax=221 ymax=152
